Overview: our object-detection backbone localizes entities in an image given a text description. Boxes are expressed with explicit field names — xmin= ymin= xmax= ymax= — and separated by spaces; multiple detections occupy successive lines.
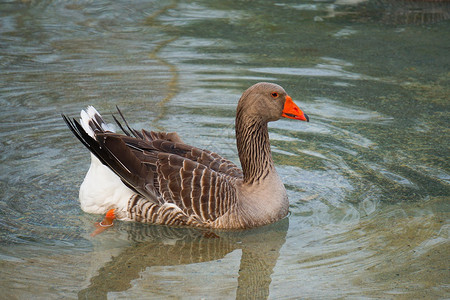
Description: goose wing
xmin=92 ymin=132 xmax=240 ymax=223
xmin=63 ymin=113 xmax=242 ymax=223
xmin=112 ymin=107 xmax=243 ymax=179
xmin=156 ymin=151 xmax=239 ymax=223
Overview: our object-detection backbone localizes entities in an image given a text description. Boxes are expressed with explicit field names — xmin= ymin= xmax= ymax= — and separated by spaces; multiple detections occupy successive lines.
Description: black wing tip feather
xmin=114 ymin=106 xmax=143 ymax=139
xmin=61 ymin=113 xmax=111 ymax=167
xmin=61 ymin=114 xmax=90 ymax=149
xmin=61 ymin=111 xmax=148 ymax=198
xmin=112 ymin=114 xmax=131 ymax=136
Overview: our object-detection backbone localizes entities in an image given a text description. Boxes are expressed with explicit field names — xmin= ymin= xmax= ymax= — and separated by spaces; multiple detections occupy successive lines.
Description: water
xmin=0 ymin=0 xmax=449 ymax=299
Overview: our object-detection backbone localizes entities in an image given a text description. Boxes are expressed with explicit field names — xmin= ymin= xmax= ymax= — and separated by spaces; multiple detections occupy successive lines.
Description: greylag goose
xmin=62 ymin=82 xmax=309 ymax=230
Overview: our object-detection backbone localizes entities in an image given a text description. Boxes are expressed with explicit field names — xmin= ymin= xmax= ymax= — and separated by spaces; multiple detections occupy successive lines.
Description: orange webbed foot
xmin=90 ymin=209 xmax=116 ymax=237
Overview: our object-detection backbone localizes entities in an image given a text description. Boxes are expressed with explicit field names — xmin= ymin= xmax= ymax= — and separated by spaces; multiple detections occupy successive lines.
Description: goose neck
xmin=235 ymin=115 xmax=275 ymax=184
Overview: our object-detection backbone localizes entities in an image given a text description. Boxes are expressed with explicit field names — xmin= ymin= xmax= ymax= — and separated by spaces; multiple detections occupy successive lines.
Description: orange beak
xmin=282 ymin=95 xmax=309 ymax=122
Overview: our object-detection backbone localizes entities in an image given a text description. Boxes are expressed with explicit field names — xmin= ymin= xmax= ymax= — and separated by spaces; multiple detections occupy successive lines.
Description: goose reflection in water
xmin=78 ymin=218 xmax=288 ymax=299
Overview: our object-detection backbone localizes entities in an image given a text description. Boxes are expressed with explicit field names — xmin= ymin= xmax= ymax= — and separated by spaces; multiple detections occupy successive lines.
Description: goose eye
xmin=271 ymin=92 xmax=279 ymax=98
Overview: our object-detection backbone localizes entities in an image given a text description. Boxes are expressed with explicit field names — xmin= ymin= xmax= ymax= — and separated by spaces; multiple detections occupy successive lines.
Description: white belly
xmin=79 ymin=154 xmax=135 ymax=214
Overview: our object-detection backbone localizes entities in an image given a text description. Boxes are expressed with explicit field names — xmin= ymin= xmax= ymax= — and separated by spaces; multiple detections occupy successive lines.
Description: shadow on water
xmin=78 ymin=219 xmax=289 ymax=300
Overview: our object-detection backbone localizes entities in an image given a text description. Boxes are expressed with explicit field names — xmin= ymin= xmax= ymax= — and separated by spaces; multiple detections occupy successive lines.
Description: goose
xmin=62 ymin=82 xmax=309 ymax=230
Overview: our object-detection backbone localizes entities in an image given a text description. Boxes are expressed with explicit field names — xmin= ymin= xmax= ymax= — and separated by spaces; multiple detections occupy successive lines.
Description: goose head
xmin=237 ymin=82 xmax=309 ymax=123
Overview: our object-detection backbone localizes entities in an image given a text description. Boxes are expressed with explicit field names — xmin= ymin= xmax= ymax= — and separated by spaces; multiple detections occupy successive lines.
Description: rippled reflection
xmin=79 ymin=219 xmax=288 ymax=299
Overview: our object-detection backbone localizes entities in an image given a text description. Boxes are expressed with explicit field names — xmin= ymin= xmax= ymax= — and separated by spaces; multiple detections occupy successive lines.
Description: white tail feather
xmin=80 ymin=106 xmax=116 ymax=138
xmin=78 ymin=106 xmax=134 ymax=217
